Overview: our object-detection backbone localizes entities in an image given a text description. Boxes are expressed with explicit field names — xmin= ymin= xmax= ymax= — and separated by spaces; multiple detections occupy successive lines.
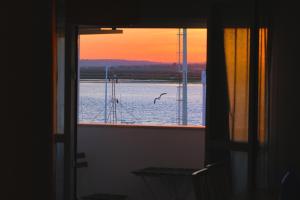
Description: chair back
xmin=76 ymin=152 xmax=88 ymax=168
xmin=279 ymin=170 xmax=300 ymax=200
xmin=192 ymin=168 xmax=209 ymax=200
xmin=206 ymin=162 xmax=231 ymax=200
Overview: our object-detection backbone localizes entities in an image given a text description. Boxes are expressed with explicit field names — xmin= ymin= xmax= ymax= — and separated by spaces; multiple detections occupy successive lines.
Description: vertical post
xmin=64 ymin=23 xmax=78 ymax=200
xmin=112 ymin=76 xmax=115 ymax=123
xmin=104 ymin=65 xmax=108 ymax=123
xmin=201 ymin=70 xmax=206 ymax=126
xmin=182 ymin=28 xmax=188 ymax=125
xmin=177 ymin=28 xmax=182 ymax=125
xmin=178 ymin=28 xmax=181 ymax=71
xmin=77 ymin=35 xmax=80 ymax=121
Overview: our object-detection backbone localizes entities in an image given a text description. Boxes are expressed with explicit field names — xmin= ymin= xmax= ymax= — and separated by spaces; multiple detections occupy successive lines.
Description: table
xmin=132 ymin=167 xmax=200 ymax=200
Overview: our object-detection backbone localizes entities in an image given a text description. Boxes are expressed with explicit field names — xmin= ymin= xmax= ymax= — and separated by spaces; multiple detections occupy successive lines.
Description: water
xmin=79 ymin=80 xmax=205 ymax=126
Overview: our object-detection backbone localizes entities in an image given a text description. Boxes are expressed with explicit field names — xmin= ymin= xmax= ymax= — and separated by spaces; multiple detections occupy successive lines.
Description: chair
xmin=76 ymin=152 xmax=128 ymax=200
xmin=192 ymin=162 xmax=231 ymax=200
xmin=192 ymin=167 xmax=210 ymax=200
xmin=205 ymin=162 xmax=231 ymax=200
xmin=76 ymin=152 xmax=88 ymax=168
xmin=204 ymin=162 xmax=276 ymax=200
xmin=279 ymin=169 xmax=300 ymax=200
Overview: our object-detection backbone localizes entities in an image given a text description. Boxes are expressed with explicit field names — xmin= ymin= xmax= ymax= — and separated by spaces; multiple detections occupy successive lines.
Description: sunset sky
xmin=79 ymin=28 xmax=207 ymax=63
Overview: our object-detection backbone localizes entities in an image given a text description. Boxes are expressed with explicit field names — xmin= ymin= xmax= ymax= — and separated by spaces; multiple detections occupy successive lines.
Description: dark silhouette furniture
xmin=77 ymin=152 xmax=127 ymax=200
xmin=132 ymin=167 xmax=202 ymax=200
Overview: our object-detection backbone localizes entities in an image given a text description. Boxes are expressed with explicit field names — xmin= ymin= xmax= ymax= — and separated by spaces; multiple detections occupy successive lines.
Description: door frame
xmin=64 ymin=23 xmax=79 ymax=200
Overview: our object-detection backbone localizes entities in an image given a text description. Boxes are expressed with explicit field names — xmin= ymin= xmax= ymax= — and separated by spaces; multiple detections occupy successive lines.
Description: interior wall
xmin=268 ymin=0 xmax=300 ymax=188
xmin=77 ymin=125 xmax=205 ymax=200
xmin=5 ymin=0 xmax=54 ymax=200
xmin=66 ymin=0 xmax=254 ymax=27
xmin=32 ymin=0 xmax=55 ymax=198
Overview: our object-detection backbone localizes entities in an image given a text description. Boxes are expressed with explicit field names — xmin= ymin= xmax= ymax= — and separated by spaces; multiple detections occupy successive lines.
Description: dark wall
xmin=66 ymin=0 xmax=208 ymax=26
xmin=32 ymin=0 xmax=54 ymax=198
xmin=5 ymin=0 xmax=54 ymax=200
xmin=268 ymin=0 xmax=300 ymax=188
xmin=66 ymin=0 xmax=255 ymax=27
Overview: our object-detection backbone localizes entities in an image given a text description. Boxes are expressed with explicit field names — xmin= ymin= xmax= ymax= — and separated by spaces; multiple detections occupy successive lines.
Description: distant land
xmin=80 ymin=59 xmax=167 ymax=67
xmin=79 ymin=59 xmax=206 ymax=81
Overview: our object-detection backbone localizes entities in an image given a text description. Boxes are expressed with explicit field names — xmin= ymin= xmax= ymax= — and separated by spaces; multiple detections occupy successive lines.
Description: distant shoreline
xmin=80 ymin=79 xmax=203 ymax=83
xmin=79 ymin=59 xmax=206 ymax=81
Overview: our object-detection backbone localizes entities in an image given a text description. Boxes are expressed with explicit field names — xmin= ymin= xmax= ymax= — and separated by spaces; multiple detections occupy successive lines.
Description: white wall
xmin=77 ymin=124 xmax=205 ymax=200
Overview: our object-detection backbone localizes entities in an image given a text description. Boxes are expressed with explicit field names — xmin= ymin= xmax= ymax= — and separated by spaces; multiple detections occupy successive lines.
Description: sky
xmin=79 ymin=28 xmax=207 ymax=63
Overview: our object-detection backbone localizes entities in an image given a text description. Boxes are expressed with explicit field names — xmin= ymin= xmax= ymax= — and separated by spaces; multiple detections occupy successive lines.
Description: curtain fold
xmin=224 ymin=28 xmax=250 ymax=143
xmin=223 ymin=28 xmax=251 ymax=194
xmin=205 ymin=5 xmax=232 ymax=198
xmin=258 ymin=28 xmax=268 ymax=145
xmin=205 ymin=5 xmax=230 ymax=165
xmin=256 ymin=27 xmax=269 ymax=189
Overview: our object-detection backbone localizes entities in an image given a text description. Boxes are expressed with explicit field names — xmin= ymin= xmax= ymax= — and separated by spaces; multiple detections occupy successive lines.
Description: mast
xmin=201 ymin=70 xmax=206 ymax=126
xmin=78 ymin=35 xmax=81 ymax=121
xmin=182 ymin=28 xmax=188 ymax=125
xmin=176 ymin=28 xmax=182 ymax=125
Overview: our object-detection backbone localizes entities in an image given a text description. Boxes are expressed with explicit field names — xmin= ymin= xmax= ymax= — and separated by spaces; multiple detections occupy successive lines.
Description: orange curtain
xmin=224 ymin=28 xmax=250 ymax=142
xmin=258 ymin=28 xmax=268 ymax=145
xmin=223 ymin=28 xmax=267 ymax=143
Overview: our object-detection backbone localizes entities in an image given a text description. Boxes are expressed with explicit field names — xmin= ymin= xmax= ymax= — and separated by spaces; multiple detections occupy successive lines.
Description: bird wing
xmin=154 ymin=93 xmax=167 ymax=104
xmin=161 ymin=93 xmax=167 ymax=97
xmin=158 ymin=92 xmax=167 ymax=98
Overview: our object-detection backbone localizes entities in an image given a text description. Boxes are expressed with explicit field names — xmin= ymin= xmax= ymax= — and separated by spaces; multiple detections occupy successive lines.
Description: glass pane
xmin=231 ymin=151 xmax=248 ymax=194
xmin=78 ymin=28 xmax=207 ymax=126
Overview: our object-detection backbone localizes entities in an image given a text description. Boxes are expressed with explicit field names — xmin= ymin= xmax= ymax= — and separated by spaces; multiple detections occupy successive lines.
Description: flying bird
xmin=153 ymin=93 xmax=167 ymax=104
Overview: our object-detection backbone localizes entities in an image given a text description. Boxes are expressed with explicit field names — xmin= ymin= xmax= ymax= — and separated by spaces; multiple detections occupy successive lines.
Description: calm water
xmin=79 ymin=80 xmax=205 ymax=125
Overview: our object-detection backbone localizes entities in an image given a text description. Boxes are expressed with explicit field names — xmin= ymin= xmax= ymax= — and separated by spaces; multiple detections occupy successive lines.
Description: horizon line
xmin=80 ymin=58 xmax=206 ymax=64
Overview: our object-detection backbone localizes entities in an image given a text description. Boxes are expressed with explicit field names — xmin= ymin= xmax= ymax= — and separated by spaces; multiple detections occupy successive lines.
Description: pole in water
xmin=182 ymin=28 xmax=188 ymax=125
xmin=78 ymin=35 xmax=81 ymax=121
xmin=177 ymin=28 xmax=182 ymax=125
xmin=104 ymin=65 xmax=108 ymax=123
xmin=201 ymin=70 xmax=206 ymax=126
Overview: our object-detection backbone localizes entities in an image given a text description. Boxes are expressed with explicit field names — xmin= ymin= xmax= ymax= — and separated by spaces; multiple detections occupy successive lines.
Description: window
xmin=78 ymin=28 xmax=207 ymax=126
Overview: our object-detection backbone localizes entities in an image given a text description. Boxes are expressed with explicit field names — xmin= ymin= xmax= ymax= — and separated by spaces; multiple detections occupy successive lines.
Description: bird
xmin=153 ymin=93 xmax=167 ymax=104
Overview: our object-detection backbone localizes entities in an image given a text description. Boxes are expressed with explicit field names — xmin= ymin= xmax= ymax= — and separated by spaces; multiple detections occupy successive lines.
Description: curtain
xmin=223 ymin=28 xmax=250 ymax=194
xmin=205 ymin=5 xmax=232 ymax=197
xmin=256 ymin=27 xmax=269 ymax=189
xmin=205 ymin=3 xmax=269 ymax=195
xmin=205 ymin=5 xmax=231 ymax=165
xmin=258 ymin=28 xmax=268 ymax=145
xmin=223 ymin=28 xmax=269 ymax=144
xmin=224 ymin=28 xmax=250 ymax=142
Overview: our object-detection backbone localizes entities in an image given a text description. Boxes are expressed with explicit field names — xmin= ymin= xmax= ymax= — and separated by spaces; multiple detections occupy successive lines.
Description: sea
xmin=79 ymin=80 xmax=205 ymax=126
